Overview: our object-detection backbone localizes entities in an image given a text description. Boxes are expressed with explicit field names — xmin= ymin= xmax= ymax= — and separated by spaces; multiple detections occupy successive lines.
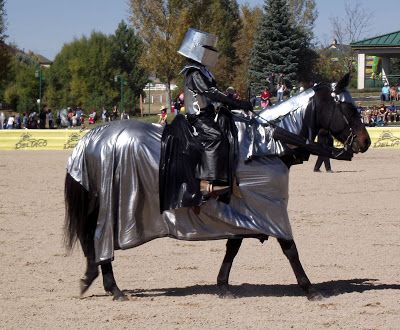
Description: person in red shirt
xmin=260 ymin=87 xmax=272 ymax=109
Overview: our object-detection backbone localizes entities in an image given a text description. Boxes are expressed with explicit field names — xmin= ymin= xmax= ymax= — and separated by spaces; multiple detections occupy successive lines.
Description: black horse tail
xmin=64 ymin=173 xmax=96 ymax=255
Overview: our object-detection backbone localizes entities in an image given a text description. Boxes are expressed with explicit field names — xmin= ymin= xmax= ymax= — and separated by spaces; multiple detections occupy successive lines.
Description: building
xmin=351 ymin=31 xmax=400 ymax=89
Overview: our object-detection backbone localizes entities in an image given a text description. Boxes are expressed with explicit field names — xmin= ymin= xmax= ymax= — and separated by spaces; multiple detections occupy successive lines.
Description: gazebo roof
xmin=351 ymin=31 xmax=400 ymax=48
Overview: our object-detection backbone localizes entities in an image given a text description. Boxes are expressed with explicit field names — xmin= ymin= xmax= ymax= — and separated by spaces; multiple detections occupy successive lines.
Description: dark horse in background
xmin=64 ymin=74 xmax=370 ymax=301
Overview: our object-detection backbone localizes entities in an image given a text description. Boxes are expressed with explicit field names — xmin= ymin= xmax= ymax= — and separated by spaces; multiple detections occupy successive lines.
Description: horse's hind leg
xmin=217 ymin=238 xmax=242 ymax=298
xmin=101 ymin=262 xmax=128 ymax=301
xmin=80 ymin=254 xmax=99 ymax=296
xmin=277 ymin=238 xmax=323 ymax=300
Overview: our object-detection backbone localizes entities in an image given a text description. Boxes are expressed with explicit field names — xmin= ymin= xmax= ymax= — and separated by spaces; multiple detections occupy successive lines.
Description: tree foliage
xmin=129 ymin=0 xmax=244 ymax=103
xmin=0 ymin=0 xmax=12 ymax=97
xmin=3 ymin=57 xmax=45 ymax=113
xmin=248 ymin=0 xmax=303 ymax=94
xmin=232 ymin=4 xmax=263 ymax=97
xmin=46 ymin=22 xmax=147 ymax=112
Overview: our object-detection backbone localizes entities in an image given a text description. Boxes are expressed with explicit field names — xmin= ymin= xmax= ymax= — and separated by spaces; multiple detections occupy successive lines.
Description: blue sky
xmin=5 ymin=0 xmax=400 ymax=60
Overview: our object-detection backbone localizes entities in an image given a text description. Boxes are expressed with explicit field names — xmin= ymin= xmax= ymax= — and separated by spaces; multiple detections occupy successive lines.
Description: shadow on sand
xmin=119 ymin=278 xmax=400 ymax=299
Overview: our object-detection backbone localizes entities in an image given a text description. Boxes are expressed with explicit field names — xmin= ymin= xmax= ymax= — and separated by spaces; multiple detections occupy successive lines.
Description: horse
xmin=64 ymin=74 xmax=370 ymax=301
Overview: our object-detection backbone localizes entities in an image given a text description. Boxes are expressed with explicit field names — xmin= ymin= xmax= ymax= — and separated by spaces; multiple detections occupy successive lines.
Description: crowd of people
xmin=358 ymin=101 xmax=399 ymax=126
xmin=0 ymin=105 xmax=135 ymax=130
xmin=380 ymin=82 xmax=400 ymax=102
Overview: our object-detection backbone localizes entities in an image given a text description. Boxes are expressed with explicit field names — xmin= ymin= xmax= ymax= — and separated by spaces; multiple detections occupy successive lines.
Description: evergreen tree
xmin=248 ymin=0 xmax=302 ymax=95
xmin=232 ymin=4 xmax=263 ymax=97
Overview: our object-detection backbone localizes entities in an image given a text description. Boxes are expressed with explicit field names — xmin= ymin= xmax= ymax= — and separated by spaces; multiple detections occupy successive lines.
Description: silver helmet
xmin=178 ymin=28 xmax=218 ymax=67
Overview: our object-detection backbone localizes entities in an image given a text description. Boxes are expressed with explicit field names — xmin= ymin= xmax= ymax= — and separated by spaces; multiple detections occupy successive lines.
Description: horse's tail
xmin=64 ymin=173 xmax=94 ymax=254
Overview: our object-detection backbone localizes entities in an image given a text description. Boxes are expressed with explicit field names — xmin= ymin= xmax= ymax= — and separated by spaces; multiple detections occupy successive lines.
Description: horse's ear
xmin=334 ymin=73 xmax=350 ymax=93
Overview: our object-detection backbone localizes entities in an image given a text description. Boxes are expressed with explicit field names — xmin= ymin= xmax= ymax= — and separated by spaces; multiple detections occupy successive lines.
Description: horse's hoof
xmin=113 ymin=293 xmax=129 ymax=302
xmin=80 ymin=278 xmax=96 ymax=296
xmin=80 ymin=271 xmax=99 ymax=296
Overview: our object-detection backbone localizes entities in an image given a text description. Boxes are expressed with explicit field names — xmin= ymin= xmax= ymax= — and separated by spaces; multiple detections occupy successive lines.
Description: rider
xmin=177 ymin=28 xmax=253 ymax=197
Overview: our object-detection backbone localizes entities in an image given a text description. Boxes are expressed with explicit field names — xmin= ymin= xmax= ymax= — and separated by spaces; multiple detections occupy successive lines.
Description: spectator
xmin=120 ymin=111 xmax=130 ymax=120
xmin=0 ymin=112 xmax=4 ymax=129
xmin=88 ymin=109 xmax=97 ymax=124
xmin=290 ymin=86 xmax=297 ymax=98
xmin=397 ymin=83 xmax=400 ymax=101
xmin=39 ymin=109 xmax=46 ymax=129
xmin=47 ymin=109 xmax=54 ymax=129
xmin=362 ymin=106 xmax=372 ymax=125
xmin=277 ymin=83 xmax=286 ymax=102
xmin=22 ymin=112 xmax=28 ymax=129
xmin=313 ymin=129 xmax=333 ymax=173
xmin=6 ymin=115 xmax=15 ymax=129
xmin=75 ymin=107 xmax=83 ymax=126
xmin=376 ymin=103 xmax=388 ymax=126
xmin=15 ymin=113 xmax=22 ymax=129
xmin=260 ymin=87 xmax=272 ymax=109
xmin=387 ymin=102 xmax=397 ymax=123
xmin=389 ymin=86 xmax=398 ymax=101
xmin=158 ymin=105 xmax=168 ymax=126
xmin=356 ymin=102 xmax=364 ymax=115
xmin=112 ymin=106 xmax=119 ymax=121
xmin=380 ymin=83 xmax=390 ymax=102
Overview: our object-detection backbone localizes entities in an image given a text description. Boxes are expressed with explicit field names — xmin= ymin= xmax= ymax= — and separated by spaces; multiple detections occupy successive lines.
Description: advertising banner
xmin=0 ymin=129 xmax=88 ymax=150
xmin=334 ymin=127 xmax=400 ymax=149
xmin=0 ymin=127 xmax=399 ymax=151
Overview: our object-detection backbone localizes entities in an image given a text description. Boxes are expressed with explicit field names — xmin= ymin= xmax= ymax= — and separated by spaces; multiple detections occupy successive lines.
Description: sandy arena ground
xmin=0 ymin=148 xmax=399 ymax=329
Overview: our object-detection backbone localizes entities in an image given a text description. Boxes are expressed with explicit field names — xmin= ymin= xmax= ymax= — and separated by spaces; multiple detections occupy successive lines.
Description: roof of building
xmin=351 ymin=31 xmax=400 ymax=48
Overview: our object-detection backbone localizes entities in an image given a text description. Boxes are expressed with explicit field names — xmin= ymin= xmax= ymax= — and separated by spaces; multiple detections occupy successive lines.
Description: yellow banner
xmin=0 ymin=127 xmax=399 ymax=150
xmin=0 ymin=129 xmax=88 ymax=150
xmin=334 ymin=127 xmax=400 ymax=149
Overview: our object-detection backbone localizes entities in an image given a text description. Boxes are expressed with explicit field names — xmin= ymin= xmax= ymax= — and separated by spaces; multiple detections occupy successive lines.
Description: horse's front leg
xmin=217 ymin=238 xmax=242 ymax=298
xmin=277 ymin=238 xmax=323 ymax=300
xmin=101 ymin=262 xmax=128 ymax=301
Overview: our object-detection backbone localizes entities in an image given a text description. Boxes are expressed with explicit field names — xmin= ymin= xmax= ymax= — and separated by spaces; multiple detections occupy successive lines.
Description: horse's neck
xmin=258 ymin=89 xmax=315 ymax=138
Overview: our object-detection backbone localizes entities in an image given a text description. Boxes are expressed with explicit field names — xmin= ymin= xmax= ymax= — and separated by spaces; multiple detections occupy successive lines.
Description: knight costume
xmin=177 ymin=28 xmax=252 ymax=191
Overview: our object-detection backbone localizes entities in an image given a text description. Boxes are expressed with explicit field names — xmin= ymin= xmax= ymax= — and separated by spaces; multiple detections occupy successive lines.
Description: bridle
xmin=326 ymin=88 xmax=358 ymax=152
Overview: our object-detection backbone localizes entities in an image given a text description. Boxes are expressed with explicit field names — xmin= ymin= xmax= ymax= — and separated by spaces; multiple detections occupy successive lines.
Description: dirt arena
xmin=0 ymin=149 xmax=399 ymax=329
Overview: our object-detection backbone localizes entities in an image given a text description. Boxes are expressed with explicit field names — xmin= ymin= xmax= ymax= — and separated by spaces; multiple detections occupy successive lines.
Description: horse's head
xmin=314 ymin=73 xmax=370 ymax=154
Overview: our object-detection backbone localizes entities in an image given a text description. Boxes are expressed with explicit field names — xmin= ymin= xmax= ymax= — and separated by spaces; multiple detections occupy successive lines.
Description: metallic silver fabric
xmin=236 ymin=89 xmax=315 ymax=159
xmin=177 ymin=28 xmax=219 ymax=68
xmin=66 ymin=91 xmax=317 ymax=262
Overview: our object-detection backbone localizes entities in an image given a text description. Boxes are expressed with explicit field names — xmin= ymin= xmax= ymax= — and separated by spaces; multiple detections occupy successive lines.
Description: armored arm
xmin=205 ymin=87 xmax=253 ymax=111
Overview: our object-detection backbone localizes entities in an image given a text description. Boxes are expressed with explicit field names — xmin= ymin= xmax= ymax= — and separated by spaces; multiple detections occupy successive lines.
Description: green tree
xmin=0 ymin=0 xmax=12 ymax=98
xmin=4 ymin=57 xmax=45 ymax=113
xmin=232 ymin=4 xmax=263 ymax=97
xmin=47 ymin=32 xmax=118 ymax=110
xmin=248 ymin=0 xmax=302 ymax=94
xmin=111 ymin=20 xmax=148 ymax=112
xmin=129 ymin=0 xmax=189 ymax=109
xmin=129 ymin=0 xmax=246 ymax=104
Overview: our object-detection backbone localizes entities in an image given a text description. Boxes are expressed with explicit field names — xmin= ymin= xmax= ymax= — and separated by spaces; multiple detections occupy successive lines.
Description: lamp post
xmin=35 ymin=65 xmax=42 ymax=113
xmin=114 ymin=75 xmax=125 ymax=113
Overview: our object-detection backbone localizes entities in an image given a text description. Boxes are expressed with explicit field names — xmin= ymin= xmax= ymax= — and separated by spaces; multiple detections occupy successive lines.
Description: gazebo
xmin=351 ymin=31 xmax=400 ymax=89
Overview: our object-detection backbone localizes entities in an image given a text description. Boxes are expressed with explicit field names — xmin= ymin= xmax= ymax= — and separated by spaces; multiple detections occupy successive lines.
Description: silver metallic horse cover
xmin=67 ymin=91 xmax=314 ymax=263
